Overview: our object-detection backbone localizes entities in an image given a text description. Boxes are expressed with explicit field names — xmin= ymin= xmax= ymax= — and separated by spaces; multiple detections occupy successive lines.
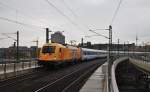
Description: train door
xmin=59 ymin=48 xmax=64 ymax=61
xmin=72 ymin=49 xmax=77 ymax=64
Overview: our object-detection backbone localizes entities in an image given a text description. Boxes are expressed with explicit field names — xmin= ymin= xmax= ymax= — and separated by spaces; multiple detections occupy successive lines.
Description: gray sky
xmin=0 ymin=0 xmax=150 ymax=47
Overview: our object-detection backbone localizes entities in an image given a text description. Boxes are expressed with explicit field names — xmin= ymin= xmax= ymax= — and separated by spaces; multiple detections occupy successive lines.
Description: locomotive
xmin=38 ymin=43 xmax=107 ymax=67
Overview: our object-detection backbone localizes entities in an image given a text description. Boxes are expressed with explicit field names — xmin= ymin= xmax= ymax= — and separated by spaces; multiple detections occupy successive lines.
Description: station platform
xmin=80 ymin=62 xmax=107 ymax=92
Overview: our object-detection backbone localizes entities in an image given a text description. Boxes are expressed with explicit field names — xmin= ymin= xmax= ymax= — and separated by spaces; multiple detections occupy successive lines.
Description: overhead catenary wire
xmin=110 ymin=0 xmax=123 ymax=25
xmin=0 ymin=37 xmax=9 ymax=40
xmin=89 ymin=29 xmax=109 ymax=39
xmin=62 ymin=0 xmax=104 ymax=41
xmin=87 ymin=0 xmax=123 ymax=41
xmin=62 ymin=0 xmax=109 ymax=37
xmin=44 ymin=0 xmax=87 ymax=33
xmin=61 ymin=0 xmax=113 ymax=41
xmin=0 ymin=2 xmax=46 ymax=25
xmin=0 ymin=16 xmax=46 ymax=30
xmin=85 ymin=34 xmax=106 ymax=38
xmin=44 ymin=0 xmax=77 ymax=26
xmin=1 ymin=33 xmax=17 ymax=41
xmin=0 ymin=0 xmax=88 ymax=35
xmin=1 ymin=32 xmax=16 ymax=35
xmin=0 ymin=1 xmax=64 ymax=31
xmin=0 ymin=32 xmax=39 ymax=45
xmin=0 ymin=2 xmax=45 ymax=30
xmin=61 ymin=0 xmax=91 ymax=30
xmin=61 ymin=0 xmax=78 ymax=19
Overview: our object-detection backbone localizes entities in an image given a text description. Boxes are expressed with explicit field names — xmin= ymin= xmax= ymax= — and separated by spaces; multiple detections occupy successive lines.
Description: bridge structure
xmin=0 ymin=20 xmax=149 ymax=92
xmin=0 ymin=46 xmax=150 ymax=92
xmin=110 ymin=54 xmax=150 ymax=92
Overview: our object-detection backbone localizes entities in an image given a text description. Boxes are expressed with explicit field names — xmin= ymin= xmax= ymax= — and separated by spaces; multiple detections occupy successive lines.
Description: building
xmin=51 ymin=31 xmax=65 ymax=44
xmin=0 ymin=46 xmax=41 ymax=63
xmin=0 ymin=48 xmax=6 ymax=58
xmin=8 ymin=46 xmax=31 ymax=59
xmin=79 ymin=42 xmax=136 ymax=51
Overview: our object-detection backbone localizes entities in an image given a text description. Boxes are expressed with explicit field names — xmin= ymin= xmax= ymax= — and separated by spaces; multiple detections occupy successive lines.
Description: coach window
xmin=84 ymin=52 xmax=86 ymax=55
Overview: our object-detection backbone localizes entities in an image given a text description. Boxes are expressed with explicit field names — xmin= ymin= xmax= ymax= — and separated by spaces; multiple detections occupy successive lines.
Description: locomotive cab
xmin=38 ymin=43 xmax=65 ymax=65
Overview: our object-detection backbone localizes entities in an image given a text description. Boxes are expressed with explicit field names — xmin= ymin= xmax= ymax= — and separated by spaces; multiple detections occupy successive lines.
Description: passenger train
xmin=38 ymin=43 xmax=107 ymax=67
xmin=38 ymin=43 xmax=150 ymax=67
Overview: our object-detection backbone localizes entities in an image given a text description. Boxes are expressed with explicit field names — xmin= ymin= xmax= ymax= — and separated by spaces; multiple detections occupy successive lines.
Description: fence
xmin=0 ymin=46 xmax=39 ymax=79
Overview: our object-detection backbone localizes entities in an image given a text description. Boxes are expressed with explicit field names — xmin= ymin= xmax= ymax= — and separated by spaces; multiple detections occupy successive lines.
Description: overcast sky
xmin=0 ymin=0 xmax=150 ymax=47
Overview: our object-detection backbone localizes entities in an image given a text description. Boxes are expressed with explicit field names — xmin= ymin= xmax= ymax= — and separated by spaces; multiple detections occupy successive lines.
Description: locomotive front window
xmin=42 ymin=46 xmax=55 ymax=53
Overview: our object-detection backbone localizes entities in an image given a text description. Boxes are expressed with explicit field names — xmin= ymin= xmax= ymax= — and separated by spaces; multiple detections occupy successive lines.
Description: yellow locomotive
xmin=38 ymin=43 xmax=81 ymax=66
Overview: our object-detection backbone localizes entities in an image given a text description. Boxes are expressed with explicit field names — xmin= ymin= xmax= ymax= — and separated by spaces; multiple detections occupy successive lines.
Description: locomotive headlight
xmin=54 ymin=55 xmax=57 ymax=60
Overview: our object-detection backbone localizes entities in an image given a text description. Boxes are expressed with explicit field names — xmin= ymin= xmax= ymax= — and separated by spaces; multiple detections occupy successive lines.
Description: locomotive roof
xmin=43 ymin=43 xmax=65 ymax=47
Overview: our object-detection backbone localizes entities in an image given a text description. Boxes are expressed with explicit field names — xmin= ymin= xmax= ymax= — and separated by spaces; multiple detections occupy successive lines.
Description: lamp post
xmin=89 ymin=25 xmax=112 ymax=92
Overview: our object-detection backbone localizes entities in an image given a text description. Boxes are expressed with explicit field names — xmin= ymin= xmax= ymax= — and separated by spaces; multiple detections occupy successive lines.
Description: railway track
xmin=0 ymin=68 xmax=48 ymax=88
xmin=61 ymin=63 xmax=99 ymax=92
xmin=116 ymin=61 xmax=150 ymax=92
xmin=0 ymin=59 xmax=106 ymax=92
xmin=35 ymin=60 xmax=101 ymax=92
